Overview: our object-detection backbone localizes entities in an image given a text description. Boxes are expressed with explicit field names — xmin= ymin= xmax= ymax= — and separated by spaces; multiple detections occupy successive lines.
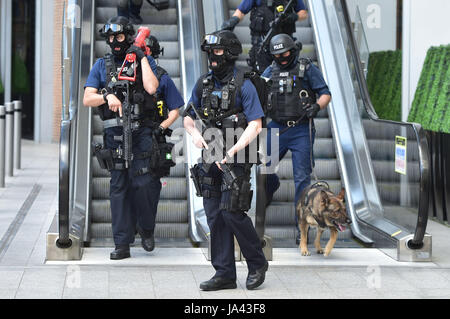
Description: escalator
xmin=88 ymin=0 xmax=189 ymax=247
xmin=49 ymin=0 xmax=431 ymax=263
xmin=215 ymin=0 xmax=432 ymax=261
xmin=47 ymin=0 xmax=208 ymax=260
xmin=223 ymin=0 xmax=351 ymax=247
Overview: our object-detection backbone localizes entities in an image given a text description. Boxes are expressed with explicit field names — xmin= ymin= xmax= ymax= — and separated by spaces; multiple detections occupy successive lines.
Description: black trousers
xmin=199 ymin=163 xmax=267 ymax=280
xmin=105 ymin=126 xmax=162 ymax=246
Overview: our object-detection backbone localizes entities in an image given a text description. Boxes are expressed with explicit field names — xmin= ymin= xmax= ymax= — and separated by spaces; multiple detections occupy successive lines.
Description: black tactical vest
xmin=195 ymin=73 xmax=249 ymax=162
xmin=154 ymin=65 xmax=169 ymax=123
xmin=267 ymin=59 xmax=316 ymax=124
xmin=250 ymin=0 xmax=296 ymax=37
xmin=98 ymin=54 xmax=158 ymax=122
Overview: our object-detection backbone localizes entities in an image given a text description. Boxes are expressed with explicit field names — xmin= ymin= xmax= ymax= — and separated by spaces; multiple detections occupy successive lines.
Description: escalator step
xmin=275 ymin=159 xmax=340 ymax=180
xmin=92 ymin=177 xmax=187 ymax=200
xmin=91 ymin=199 xmax=188 ymax=223
xmin=95 ymin=24 xmax=179 ymax=41
xmin=90 ymin=222 xmax=189 ymax=239
xmin=95 ymin=7 xmax=178 ymax=25
xmin=271 ymin=179 xmax=343 ymax=202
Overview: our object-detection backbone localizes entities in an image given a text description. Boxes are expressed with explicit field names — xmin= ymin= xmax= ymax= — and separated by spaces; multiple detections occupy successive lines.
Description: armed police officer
xmin=183 ymin=30 xmax=268 ymax=291
xmin=134 ymin=34 xmax=185 ymax=245
xmin=221 ymin=0 xmax=308 ymax=73
xmin=262 ymin=34 xmax=331 ymax=244
xmin=83 ymin=16 xmax=171 ymax=260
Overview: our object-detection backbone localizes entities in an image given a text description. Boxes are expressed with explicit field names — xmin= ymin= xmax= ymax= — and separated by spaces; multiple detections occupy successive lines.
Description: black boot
xmin=246 ymin=262 xmax=269 ymax=290
xmin=137 ymin=226 xmax=155 ymax=252
xmin=110 ymin=245 xmax=130 ymax=260
xmin=200 ymin=277 xmax=237 ymax=291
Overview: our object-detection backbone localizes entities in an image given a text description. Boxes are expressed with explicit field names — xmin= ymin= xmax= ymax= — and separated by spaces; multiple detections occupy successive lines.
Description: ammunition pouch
xmin=250 ymin=6 xmax=273 ymax=35
xmin=147 ymin=136 xmax=176 ymax=178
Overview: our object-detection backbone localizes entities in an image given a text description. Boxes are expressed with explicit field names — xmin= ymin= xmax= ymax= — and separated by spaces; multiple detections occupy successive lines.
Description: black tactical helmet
xmin=99 ymin=16 xmax=135 ymax=44
xmin=147 ymin=35 xmax=164 ymax=59
xmin=269 ymin=34 xmax=296 ymax=55
xmin=201 ymin=30 xmax=243 ymax=61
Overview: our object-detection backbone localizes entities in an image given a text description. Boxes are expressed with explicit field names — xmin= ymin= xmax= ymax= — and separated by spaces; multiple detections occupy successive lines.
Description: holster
xmin=190 ymin=164 xmax=203 ymax=197
xmin=228 ymin=176 xmax=253 ymax=213
xmin=92 ymin=142 xmax=115 ymax=171
xmin=220 ymin=165 xmax=253 ymax=213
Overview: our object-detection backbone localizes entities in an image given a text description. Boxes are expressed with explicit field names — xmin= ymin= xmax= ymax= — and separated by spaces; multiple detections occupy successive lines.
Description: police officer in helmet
xmin=262 ymin=34 xmax=332 ymax=244
xmin=221 ymin=0 xmax=308 ymax=73
xmin=134 ymin=35 xmax=185 ymax=239
xmin=83 ymin=16 xmax=169 ymax=260
xmin=184 ymin=30 xmax=268 ymax=291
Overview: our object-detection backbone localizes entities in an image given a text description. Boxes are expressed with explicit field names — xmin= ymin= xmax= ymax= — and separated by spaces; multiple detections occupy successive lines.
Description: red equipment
xmin=118 ymin=27 xmax=151 ymax=82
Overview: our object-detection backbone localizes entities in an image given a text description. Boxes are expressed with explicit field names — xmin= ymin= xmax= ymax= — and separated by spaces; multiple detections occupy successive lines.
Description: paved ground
xmin=0 ymin=140 xmax=449 ymax=300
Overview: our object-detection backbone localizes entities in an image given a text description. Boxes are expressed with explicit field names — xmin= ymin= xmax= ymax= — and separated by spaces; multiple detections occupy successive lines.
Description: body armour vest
xmin=267 ymin=59 xmax=316 ymax=124
xmin=98 ymin=54 xmax=158 ymax=122
xmin=196 ymin=73 xmax=250 ymax=163
xmin=154 ymin=66 xmax=169 ymax=122
xmin=249 ymin=0 xmax=296 ymax=37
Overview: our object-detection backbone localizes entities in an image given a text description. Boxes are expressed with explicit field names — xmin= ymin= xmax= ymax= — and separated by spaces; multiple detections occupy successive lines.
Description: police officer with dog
xmin=261 ymin=34 xmax=331 ymax=244
xmin=221 ymin=0 xmax=308 ymax=73
xmin=83 ymin=16 xmax=181 ymax=260
xmin=183 ymin=30 xmax=268 ymax=291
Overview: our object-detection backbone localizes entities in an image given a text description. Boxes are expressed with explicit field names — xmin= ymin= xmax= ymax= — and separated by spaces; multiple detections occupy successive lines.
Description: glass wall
xmin=12 ymin=0 xmax=35 ymax=139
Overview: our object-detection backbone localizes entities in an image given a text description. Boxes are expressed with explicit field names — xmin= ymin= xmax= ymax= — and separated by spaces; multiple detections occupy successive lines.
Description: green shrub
xmin=0 ymin=79 xmax=3 ymax=94
xmin=408 ymin=44 xmax=450 ymax=133
xmin=367 ymin=50 xmax=402 ymax=121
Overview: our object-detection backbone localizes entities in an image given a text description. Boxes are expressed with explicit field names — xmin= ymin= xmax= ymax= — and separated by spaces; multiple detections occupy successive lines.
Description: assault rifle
xmin=258 ymin=0 xmax=296 ymax=55
xmin=183 ymin=103 xmax=238 ymax=190
xmin=113 ymin=27 xmax=151 ymax=168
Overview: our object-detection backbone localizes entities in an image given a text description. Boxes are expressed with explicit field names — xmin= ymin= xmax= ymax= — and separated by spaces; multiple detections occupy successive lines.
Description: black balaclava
xmin=208 ymin=52 xmax=234 ymax=82
xmin=109 ymin=35 xmax=131 ymax=59
xmin=274 ymin=48 xmax=298 ymax=70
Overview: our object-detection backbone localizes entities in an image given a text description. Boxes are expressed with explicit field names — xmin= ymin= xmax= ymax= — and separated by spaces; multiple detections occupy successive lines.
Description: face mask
xmin=208 ymin=52 xmax=234 ymax=81
xmin=274 ymin=50 xmax=297 ymax=69
xmin=109 ymin=37 xmax=130 ymax=58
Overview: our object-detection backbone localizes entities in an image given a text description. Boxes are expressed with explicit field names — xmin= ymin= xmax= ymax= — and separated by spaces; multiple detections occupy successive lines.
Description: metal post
xmin=13 ymin=100 xmax=22 ymax=170
xmin=0 ymin=105 xmax=5 ymax=188
xmin=5 ymin=102 xmax=14 ymax=177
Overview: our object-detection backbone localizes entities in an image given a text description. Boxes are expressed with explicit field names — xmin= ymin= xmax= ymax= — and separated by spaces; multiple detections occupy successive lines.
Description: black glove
xmin=305 ymin=103 xmax=321 ymax=119
xmin=221 ymin=16 xmax=240 ymax=31
xmin=282 ymin=12 xmax=298 ymax=25
xmin=127 ymin=45 xmax=146 ymax=60
xmin=153 ymin=125 xmax=166 ymax=137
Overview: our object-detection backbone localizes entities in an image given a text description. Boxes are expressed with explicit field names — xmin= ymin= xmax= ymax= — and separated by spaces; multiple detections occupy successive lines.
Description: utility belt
xmin=190 ymin=163 xmax=253 ymax=213
xmin=93 ymin=118 xmax=175 ymax=176
xmin=102 ymin=116 xmax=161 ymax=131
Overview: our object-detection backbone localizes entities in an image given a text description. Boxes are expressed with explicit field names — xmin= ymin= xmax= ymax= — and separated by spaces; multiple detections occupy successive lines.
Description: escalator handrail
xmin=57 ymin=0 xmax=83 ymax=247
xmin=340 ymin=0 xmax=430 ymax=247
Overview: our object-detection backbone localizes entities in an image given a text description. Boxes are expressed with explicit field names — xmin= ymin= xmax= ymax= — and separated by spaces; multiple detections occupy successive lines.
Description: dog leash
xmin=309 ymin=118 xmax=319 ymax=182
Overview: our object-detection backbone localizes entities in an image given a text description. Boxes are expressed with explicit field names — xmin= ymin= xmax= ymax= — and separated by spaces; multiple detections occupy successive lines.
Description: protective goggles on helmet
xmin=101 ymin=24 xmax=125 ymax=35
xmin=201 ymin=34 xmax=226 ymax=51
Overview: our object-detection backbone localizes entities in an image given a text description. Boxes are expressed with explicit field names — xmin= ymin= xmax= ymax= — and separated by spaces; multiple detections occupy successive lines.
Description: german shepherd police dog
xmin=297 ymin=182 xmax=352 ymax=257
